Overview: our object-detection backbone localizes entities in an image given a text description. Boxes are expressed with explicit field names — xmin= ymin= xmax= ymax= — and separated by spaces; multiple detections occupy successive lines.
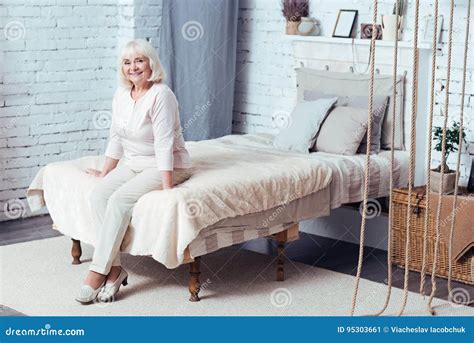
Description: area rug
xmin=1 ymin=236 xmax=472 ymax=316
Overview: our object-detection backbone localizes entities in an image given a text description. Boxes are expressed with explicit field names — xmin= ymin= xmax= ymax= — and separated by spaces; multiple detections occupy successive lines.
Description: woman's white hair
xmin=118 ymin=39 xmax=166 ymax=88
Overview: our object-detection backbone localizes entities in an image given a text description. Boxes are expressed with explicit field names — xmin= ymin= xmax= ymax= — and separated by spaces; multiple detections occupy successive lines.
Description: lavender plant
xmin=281 ymin=0 xmax=309 ymax=22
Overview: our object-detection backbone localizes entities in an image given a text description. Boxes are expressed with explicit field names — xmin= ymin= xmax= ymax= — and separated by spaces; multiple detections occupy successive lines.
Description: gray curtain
xmin=159 ymin=0 xmax=239 ymax=141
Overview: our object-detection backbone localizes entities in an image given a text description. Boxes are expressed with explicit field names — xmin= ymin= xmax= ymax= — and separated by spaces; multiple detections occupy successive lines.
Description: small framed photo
xmin=360 ymin=23 xmax=382 ymax=40
xmin=421 ymin=15 xmax=443 ymax=43
xmin=332 ymin=9 xmax=358 ymax=38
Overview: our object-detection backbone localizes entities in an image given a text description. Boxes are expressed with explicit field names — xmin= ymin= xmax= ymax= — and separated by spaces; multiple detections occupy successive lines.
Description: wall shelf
xmin=283 ymin=35 xmax=432 ymax=50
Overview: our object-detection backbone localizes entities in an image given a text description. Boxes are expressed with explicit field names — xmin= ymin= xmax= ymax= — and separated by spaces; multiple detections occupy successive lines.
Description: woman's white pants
xmin=89 ymin=163 xmax=193 ymax=275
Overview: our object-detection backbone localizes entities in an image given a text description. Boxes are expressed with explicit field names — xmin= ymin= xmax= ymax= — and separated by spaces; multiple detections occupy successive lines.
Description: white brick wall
xmin=1 ymin=0 xmax=472 ymax=222
xmin=0 ymin=0 xmax=162 ymax=221
xmin=233 ymin=0 xmax=474 ymax=185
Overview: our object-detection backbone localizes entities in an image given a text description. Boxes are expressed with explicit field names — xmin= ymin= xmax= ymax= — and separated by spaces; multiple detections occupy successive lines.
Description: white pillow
xmin=315 ymin=106 xmax=368 ymax=155
xmin=273 ymin=97 xmax=337 ymax=153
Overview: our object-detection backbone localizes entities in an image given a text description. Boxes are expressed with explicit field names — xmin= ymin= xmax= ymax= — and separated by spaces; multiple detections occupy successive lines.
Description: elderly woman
xmin=76 ymin=39 xmax=192 ymax=304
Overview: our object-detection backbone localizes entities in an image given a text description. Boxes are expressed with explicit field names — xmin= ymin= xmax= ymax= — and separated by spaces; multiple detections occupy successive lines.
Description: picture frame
xmin=332 ymin=9 xmax=358 ymax=38
xmin=421 ymin=14 xmax=443 ymax=43
xmin=360 ymin=23 xmax=382 ymax=40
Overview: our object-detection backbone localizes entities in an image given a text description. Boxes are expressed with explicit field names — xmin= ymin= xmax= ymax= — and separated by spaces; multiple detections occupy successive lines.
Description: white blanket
xmin=27 ymin=135 xmax=332 ymax=268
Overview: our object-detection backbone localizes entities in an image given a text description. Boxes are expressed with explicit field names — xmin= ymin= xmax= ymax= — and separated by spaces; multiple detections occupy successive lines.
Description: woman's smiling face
xmin=122 ymin=53 xmax=152 ymax=86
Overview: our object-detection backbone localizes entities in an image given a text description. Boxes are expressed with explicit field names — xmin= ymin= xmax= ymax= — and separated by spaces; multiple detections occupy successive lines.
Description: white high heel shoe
xmin=75 ymin=279 xmax=106 ymax=304
xmin=98 ymin=269 xmax=128 ymax=302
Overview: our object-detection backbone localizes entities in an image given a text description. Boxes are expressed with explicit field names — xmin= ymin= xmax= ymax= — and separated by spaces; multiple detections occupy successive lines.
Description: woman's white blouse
xmin=105 ymin=83 xmax=191 ymax=171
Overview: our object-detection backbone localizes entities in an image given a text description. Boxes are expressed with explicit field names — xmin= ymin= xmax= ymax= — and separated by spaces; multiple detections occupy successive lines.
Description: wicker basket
xmin=391 ymin=187 xmax=473 ymax=285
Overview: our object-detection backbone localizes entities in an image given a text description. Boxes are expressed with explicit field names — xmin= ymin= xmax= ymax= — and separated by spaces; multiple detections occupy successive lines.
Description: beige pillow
xmin=315 ymin=106 xmax=368 ymax=155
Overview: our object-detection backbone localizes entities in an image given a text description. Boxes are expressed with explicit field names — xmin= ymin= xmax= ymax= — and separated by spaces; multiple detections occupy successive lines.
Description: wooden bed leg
xmin=274 ymin=223 xmax=299 ymax=282
xmin=71 ymin=239 xmax=82 ymax=265
xmin=188 ymin=257 xmax=201 ymax=302
xmin=276 ymin=236 xmax=286 ymax=282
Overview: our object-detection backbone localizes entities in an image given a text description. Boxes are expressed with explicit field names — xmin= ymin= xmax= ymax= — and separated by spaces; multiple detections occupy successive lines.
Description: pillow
xmin=315 ymin=106 xmax=368 ymax=155
xmin=304 ymin=91 xmax=389 ymax=154
xmin=303 ymin=90 xmax=389 ymax=154
xmin=296 ymin=68 xmax=405 ymax=150
xmin=272 ymin=97 xmax=337 ymax=153
xmin=357 ymin=98 xmax=389 ymax=154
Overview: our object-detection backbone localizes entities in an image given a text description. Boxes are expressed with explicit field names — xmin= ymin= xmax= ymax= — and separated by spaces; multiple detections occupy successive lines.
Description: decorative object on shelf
xmin=430 ymin=121 xmax=466 ymax=194
xmin=281 ymin=0 xmax=309 ymax=35
xmin=468 ymin=159 xmax=474 ymax=192
xmin=382 ymin=0 xmax=405 ymax=41
xmin=332 ymin=9 xmax=358 ymax=38
xmin=360 ymin=23 xmax=382 ymax=40
xmin=421 ymin=15 xmax=443 ymax=43
xmin=297 ymin=17 xmax=320 ymax=36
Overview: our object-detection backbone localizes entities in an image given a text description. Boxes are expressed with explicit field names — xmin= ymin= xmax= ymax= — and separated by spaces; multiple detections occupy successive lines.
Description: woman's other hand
xmin=85 ymin=168 xmax=106 ymax=177
xmin=161 ymin=170 xmax=174 ymax=189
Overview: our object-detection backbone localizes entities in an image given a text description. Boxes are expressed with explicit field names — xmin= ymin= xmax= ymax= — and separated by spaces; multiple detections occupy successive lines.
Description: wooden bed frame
xmin=69 ymin=223 xmax=300 ymax=302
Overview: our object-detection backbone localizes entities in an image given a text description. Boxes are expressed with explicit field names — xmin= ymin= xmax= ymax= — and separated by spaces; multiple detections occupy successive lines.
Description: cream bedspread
xmin=26 ymin=135 xmax=332 ymax=268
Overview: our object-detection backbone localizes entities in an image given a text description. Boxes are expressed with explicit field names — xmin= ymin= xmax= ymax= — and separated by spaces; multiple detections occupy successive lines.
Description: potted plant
xmin=430 ymin=121 xmax=466 ymax=194
xmin=281 ymin=0 xmax=309 ymax=35
xmin=382 ymin=0 xmax=405 ymax=41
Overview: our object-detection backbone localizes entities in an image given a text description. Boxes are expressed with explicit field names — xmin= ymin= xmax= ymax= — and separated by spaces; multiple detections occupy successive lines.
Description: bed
xmin=26 ymin=69 xmax=410 ymax=301
xmin=26 ymin=131 xmax=408 ymax=301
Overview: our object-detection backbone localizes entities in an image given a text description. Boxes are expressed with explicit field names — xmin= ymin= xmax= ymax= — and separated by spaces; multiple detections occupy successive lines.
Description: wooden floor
xmin=1 ymin=214 xmax=472 ymax=316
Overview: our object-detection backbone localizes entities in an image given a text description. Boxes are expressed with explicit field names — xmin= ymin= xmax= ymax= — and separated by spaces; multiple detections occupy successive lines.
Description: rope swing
xmin=428 ymin=0 xmax=473 ymax=314
xmin=427 ymin=0 xmax=455 ymax=315
xmin=446 ymin=0 xmax=472 ymax=308
xmin=350 ymin=0 xmax=378 ymax=317
xmin=420 ymin=0 xmax=439 ymax=299
xmin=397 ymin=0 xmax=420 ymax=317
xmin=351 ymin=0 xmax=472 ymax=316
xmin=369 ymin=0 xmax=401 ymax=317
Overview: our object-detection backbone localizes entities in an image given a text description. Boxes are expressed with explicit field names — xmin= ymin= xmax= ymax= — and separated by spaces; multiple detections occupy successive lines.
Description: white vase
xmin=297 ymin=17 xmax=319 ymax=36
xmin=382 ymin=14 xmax=402 ymax=41
xmin=430 ymin=170 xmax=456 ymax=195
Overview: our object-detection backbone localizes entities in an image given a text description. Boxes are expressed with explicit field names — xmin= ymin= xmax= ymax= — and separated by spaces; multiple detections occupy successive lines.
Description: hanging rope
xmin=427 ymin=0 xmax=455 ymax=315
xmin=369 ymin=0 xmax=400 ymax=317
xmin=420 ymin=0 xmax=439 ymax=298
xmin=350 ymin=0 xmax=378 ymax=316
xmin=446 ymin=0 xmax=473 ymax=308
xmin=397 ymin=0 xmax=420 ymax=317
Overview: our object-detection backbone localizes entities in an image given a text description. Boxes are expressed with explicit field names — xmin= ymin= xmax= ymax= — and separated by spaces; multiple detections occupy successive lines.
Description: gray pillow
xmin=305 ymin=91 xmax=389 ymax=154
xmin=273 ymin=97 xmax=337 ymax=153
xmin=357 ymin=98 xmax=389 ymax=154
xmin=315 ymin=106 xmax=368 ymax=155
xmin=296 ymin=68 xmax=405 ymax=150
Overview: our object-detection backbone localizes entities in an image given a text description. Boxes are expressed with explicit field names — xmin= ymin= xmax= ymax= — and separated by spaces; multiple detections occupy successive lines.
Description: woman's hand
xmin=85 ymin=168 xmax=106 ymax=177
xmin=85 ymin=157 xmax=119 ymax=177
xmin=161 ymin=170 xmax=174 ymax=190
